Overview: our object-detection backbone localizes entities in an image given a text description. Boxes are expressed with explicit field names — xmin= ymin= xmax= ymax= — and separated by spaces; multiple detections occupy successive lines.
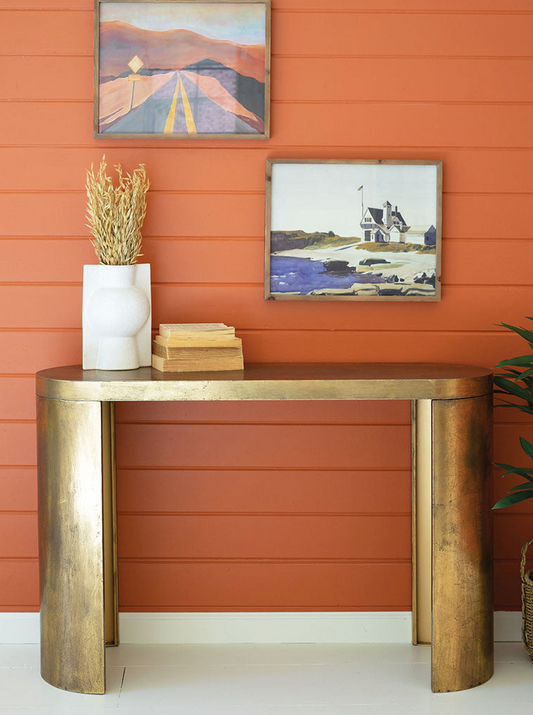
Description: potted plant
xmin=82 ymin=157 xmax=151 ymax=370
xmin=492 ymin=318 xmax=533 ymax=660
xmin=493 ymin=318 xmax=533 ymax=509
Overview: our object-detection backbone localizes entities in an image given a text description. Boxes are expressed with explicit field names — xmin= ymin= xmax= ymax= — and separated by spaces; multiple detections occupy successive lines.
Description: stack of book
xmin=151 ymin=323 xmax=244 ymax=372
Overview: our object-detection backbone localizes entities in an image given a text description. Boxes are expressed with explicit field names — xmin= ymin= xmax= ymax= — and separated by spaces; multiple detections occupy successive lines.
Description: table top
xmin=36 ymin=363 xmax=493 ymax=402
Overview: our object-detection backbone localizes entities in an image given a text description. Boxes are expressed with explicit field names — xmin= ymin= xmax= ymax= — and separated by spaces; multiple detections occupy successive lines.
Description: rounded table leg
xmin=431 ymin=394 xmax=493 ymax=693
xmin=37 ymin=396 xmax=107 ymax=694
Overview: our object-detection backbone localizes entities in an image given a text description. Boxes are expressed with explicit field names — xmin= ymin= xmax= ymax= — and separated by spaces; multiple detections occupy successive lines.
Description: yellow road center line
xmin=179 ymin=75 xmax=197 ymax=134
xmin=164 ymin=73 xmax=181 ymax=134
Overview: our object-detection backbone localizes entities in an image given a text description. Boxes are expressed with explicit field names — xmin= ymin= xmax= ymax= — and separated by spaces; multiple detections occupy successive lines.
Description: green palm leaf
xmin=508 ymin=482 xmax=533 ymax=492
xmin=515 ymin=367 xmax=533 ymax=381
xmin=496 ymin=401 xmax=533 ymax=416
xmin=494 ymin=376 xmax=533 ymax=402
xmin=520 ymin=438 xmax=533 ymax=461
xmin=495 ymin=462 xmax=533 ymax=475
xmin=493 ymin=489 xmax=533 ymax=509
xmin=495 ymin=355 xmax=533 ymax=368
xmin=498 ymin=322 xmax=533 ymax=346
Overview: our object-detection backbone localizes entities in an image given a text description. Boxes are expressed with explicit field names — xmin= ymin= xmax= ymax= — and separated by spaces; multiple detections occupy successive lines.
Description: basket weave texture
xmin=521 ymin=540 xmax=533 ymax=660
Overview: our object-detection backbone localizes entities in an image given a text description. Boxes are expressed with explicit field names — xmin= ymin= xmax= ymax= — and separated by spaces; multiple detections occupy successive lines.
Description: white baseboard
xmin=0 ymin=613 xmax=41 ymax=644
xmin=0 ymin=611 xmax=522 ymax=645
xmin=120 ymin=612 xmax=412 ymax=644
xmin=494 ymin=611 xmax=522 ymax=643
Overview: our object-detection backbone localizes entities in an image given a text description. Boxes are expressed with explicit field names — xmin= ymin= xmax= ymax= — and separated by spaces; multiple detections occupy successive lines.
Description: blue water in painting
xmin=270 ymin=256 xmax=383 ymax=295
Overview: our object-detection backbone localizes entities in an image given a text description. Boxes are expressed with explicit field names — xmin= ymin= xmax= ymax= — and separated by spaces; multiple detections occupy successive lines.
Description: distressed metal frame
xmin=36 ymin=363 xmax=493 ymax=694
xmin=264 ymin=159 xmax=442 ymax=301
xmin=94 ymin=0 xmax=271 ymax=139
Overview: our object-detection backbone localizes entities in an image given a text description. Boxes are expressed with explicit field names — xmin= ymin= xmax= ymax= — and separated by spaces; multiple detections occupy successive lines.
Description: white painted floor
xmin=0 ymin=643 xmax=532 ymax=713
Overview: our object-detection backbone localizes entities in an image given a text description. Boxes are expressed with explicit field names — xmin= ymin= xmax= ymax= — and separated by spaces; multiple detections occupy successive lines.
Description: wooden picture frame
xmin=94 ymin=0 xmax=271 ymax=139
xmin=265 ymin=159 xmax=443 ymax=302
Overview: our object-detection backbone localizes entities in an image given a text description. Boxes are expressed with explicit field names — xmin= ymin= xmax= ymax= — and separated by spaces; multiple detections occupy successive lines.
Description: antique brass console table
xmin=36 ymin=363 xmax=493 ymax=695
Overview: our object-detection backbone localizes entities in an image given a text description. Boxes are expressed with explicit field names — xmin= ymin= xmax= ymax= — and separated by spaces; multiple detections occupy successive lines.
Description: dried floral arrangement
xmin=86 ymin=156 xmax=149 ymax=265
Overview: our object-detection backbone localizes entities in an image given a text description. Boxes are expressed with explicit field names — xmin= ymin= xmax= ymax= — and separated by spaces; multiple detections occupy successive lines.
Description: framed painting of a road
xmin=265 ymin=159 xmax=442 ymax=301
xmin=94 ymin=0 xmax=271 ymax=138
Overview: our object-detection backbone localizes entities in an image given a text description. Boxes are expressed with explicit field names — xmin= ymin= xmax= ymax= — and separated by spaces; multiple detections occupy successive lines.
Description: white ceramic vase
xmin=83 ymin=263 xmax=151 ymax=370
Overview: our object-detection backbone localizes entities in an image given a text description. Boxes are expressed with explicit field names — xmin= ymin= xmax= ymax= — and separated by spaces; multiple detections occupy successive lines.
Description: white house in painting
xmin=360 ymin=201 xmax=410 ymax=243
xmin=360 ymin=201 xmax=437 ymax=246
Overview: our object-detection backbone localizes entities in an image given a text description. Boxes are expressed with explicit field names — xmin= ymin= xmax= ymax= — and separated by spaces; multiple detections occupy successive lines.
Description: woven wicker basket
xmin=521 ymin=540 xmax=533 ymax=660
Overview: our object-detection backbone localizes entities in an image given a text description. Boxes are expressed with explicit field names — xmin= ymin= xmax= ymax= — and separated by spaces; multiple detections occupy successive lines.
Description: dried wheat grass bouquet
xmin=86 ymin=156 xmax=149 ymax=265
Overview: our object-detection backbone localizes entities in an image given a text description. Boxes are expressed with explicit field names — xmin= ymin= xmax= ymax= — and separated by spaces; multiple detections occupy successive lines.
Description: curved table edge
xmin=36 ymin=364 xmax=493 ymax=402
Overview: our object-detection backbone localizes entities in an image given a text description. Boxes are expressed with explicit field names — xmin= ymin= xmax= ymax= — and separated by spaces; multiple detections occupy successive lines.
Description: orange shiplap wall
xmin=1 ymin=0 xmax=532 ymax=613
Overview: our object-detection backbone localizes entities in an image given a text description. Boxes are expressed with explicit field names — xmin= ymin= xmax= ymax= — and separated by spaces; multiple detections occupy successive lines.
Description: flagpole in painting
xmin=357 ymin=184 xmax=364 ymax=228
xmin=127 ymin=55 xmax=144 ymax=112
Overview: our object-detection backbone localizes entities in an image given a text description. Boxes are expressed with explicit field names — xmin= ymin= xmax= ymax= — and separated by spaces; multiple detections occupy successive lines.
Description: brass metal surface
xmin=36 ymin=363 xmax=493 ymax=402
xmin=102 ymin=402 xmax=119 ymax=647
xmin=431 ymin=394 xmax=494 ymax=692
xmin=411 ymin=400 xmax=432 ymax=646
xmin=37 ymin=396 xmax=106 ymax=694
xmin=36 ymin=363 xmax=494 ymax=696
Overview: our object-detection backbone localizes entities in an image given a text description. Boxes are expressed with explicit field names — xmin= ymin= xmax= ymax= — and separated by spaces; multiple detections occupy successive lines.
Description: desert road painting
xmin=265 ymin=160 xmax=442 ymax=301
xmin=96 ymin=1 xmax=268 ymax=137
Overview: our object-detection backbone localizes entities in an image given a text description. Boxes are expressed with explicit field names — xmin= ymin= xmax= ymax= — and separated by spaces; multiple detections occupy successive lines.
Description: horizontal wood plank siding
xmin=0 ymin=0 xmax=529 ymax=613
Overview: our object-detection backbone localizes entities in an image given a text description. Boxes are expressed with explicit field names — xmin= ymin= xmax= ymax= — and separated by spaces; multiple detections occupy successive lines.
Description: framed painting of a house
xmin=265 ymin=159 xmax=442 ymax=301
xmin=94 ymin=0 xmax=270 ymax=139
